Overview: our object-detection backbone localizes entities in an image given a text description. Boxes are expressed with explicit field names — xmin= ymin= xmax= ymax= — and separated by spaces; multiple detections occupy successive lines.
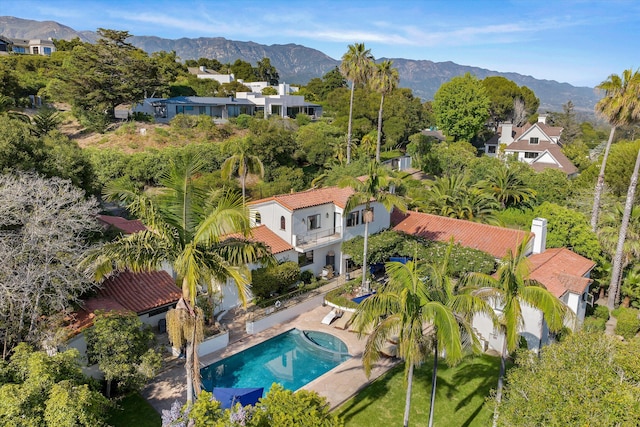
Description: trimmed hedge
xmin=593 ymin=305 xmax=610 ymax=321
xmin=251 ymin=261 xmax=301 ymax=300
xmin=342 ymin=230 xmax=496 ymax=277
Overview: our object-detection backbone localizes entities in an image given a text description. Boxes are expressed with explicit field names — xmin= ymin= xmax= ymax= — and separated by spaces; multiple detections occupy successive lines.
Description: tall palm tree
xmin=478 ymin=165 xmax=536 ymax=209
xmin=351 ymin=257 xmax=463 ymax=427
xmin=598 ymin=202 xmax=640 ymax=307
xmin=420 ymin=241 xmax=496 ymax=427
xmin=370 ymin=60 xmax=399 ymax=162
xmin=340 ymin=161 xmax=406 ymax=292
xmin=221 ymin=138 xmax=264 ymax=204
xmin=83 ymin=155 xmax=273 ymax=403
xmin=590 ymin=68 xmax=640 ymax=231
xmin=464 ymin=237 xmax=569 ymax=427
xmin=607 ymin=149 xmax=640 ymax=308
xmin=340 ymin=43 xmax=374 ymax=164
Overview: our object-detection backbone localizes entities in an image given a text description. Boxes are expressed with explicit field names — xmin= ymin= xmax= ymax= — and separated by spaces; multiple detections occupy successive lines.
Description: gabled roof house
xmin=485 ymin=115 xmax=578 ymax=177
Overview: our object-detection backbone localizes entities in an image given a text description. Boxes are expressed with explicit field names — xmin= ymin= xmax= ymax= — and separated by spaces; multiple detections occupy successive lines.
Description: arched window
xmin=280 ymin=216 xmax=286 ymax=230
xmin=255 ymin=212 xmax=261 ymax=224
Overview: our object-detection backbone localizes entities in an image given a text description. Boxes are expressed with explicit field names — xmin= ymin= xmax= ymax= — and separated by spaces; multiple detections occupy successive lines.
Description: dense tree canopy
xmin=482 ymin=76 xmax=539 ymax=127
xmin=497 ymin=333 xmax=640 ymax=426
xmin=433 ymin=73 xmax=490 ymax=142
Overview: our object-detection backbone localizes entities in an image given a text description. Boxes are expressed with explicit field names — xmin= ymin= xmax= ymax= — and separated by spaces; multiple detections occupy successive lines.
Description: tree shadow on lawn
xmin=414 ymin=354 xmax=500 ymax=427
xmin=336 ymin=363 xmax=402 ymax=424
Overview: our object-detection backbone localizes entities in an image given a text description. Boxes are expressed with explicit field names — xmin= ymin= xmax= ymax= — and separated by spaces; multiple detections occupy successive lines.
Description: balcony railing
xmin=294 ymin=226 xmax=342 ymax=249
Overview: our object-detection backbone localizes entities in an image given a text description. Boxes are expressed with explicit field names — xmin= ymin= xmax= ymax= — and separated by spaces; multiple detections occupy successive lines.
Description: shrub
xmin=582 ymin=317 xmax=606 ymax=333
xmin=324 ymin=282 xmax=359 ymax=309
xmin=593 ymin=305 xmax=610 ymax=321
xmin=131 ymin=111 xmax=154 ymax=122
xmin=235 ymin=114 xmax=253 ymax=129
xmin=251 ymin=261 xmax=300 ymax=300
xmin=614 ymin=308 xmax=640 ymax=340
xmin=300 ymin=270 xmax=314 ymax=284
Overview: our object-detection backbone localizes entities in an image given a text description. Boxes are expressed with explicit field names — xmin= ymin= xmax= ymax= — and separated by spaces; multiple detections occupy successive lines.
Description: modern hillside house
xmin=484 ymin=115 xmax=578 ymax=177
xmin=0 ymin=35 xmax=56 ymax=55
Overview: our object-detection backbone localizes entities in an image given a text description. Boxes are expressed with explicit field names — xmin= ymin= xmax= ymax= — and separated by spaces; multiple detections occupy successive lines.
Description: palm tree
xmin=370 ymin=60 xmax=399 ymax=162
xmin=590 ymin=68 xmax=640 ymax=231
xmin=478 ymin=165 xmax=536 ymax=209
xmin=420 ymin=241 xmax=496 ymax=427
xmin=464 ymin=237 xmax=569 ymax=427
xmin=598 ymin=202 xmax=640 ymax=308
xmin=340 ymin=43 xmax=374 ymax=164
xmin=83 ymin=155 xmax=273 ymax=403
xmin=351 ymin=257 xmax=463 ymax=427
xmin=414 ymin=174 xmax=500 ymax=224
xmin=221 ymin=138 xmax=264 ymax=204
xmin=607 ymin=149 xmax=640 ymax=308
xmin=340 ymin=161 xmax=406 ymax=292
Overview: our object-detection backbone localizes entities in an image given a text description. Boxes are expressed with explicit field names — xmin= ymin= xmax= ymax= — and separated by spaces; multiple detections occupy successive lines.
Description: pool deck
xmin=142 ymin=304 xmax=399 ymax=414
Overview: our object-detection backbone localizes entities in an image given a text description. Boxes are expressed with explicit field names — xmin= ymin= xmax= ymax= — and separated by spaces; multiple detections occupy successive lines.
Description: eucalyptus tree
xmin=82 ymin=154 xmax=273 ymax=403
xmin=339 ymin=161 xmax=406 ymax=291
xmin=340 ymin=43 xmax=374 ymax=164
xmin=590 ymin=68 xmax=640 ymax=231
xmin=221 ymin=137 xmax=265 ymax=204
xmin=464 ymin=237 xmax=569 ymax=427
xmin=370 ymin=60 xmax=399 ymax=162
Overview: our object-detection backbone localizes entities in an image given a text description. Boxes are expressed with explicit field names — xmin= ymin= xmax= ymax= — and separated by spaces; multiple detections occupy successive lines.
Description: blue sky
xmin=4 ymin=0 xmax=639 ymax=87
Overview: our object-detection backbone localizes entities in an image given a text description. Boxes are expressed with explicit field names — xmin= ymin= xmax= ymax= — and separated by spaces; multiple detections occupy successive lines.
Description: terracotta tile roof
xmin=97 ymin=215 xmax=146 ymax=234
xmin=249 ymin=225 xmax=294 ymax=254
xmin=527 ymin=248 xmax=596 ymax=297
xmin=68 ymin=270 xmax=181 ymax=334
xmin=250 ymin=186 xmax=355 ymax=210
xmin=392 ymin=210 xmax=528 ymax=259
xmin=224 ymin=225 xmax=294 ymax=254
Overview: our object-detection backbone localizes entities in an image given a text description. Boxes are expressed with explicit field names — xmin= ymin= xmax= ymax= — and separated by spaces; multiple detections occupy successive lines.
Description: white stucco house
xmin=484 ymin=115 xmax=578 ymax=177
xmin=392 ymin=211 xmax=595 ymax=353
xmin=248 ymin=185 xmax=391 ymax=280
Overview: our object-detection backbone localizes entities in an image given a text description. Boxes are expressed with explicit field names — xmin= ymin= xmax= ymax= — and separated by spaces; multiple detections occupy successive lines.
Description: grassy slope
xmin=336 ymin=354 xmax=500 ymax=427
xmin=106 ymin=392 xmax=162 ymax=427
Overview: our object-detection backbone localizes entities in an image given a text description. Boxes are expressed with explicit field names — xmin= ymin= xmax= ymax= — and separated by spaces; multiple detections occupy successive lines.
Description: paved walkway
xmin=142 ymin=303 xmax=398 ymax=414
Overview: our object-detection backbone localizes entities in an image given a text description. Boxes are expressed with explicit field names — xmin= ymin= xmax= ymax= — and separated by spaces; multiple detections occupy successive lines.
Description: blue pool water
xmin=201 ymin=329 xmax=350 ymax=395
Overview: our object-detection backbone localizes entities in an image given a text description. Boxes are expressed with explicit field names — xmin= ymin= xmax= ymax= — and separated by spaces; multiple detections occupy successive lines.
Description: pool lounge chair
xmin=333 ymin=311 xmax=353 ymax=330
xmin=321 ymin=309 xmax=342 ymax=325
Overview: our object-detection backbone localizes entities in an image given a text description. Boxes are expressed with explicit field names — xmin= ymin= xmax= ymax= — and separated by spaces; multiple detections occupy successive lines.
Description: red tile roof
xmin=97 ymin=215 xmax=146 ymax=234
xmin=250 ymin=186 xmax=354 ymax=210
xmin=68 ymin=270 xmax=181 ymax=334
xmin=527 ymin=248 xmax=595 ymax=298
xmin=249 ymin=225 xmax=294 ymax=254
xmin=223 ymin=225 xmax=294 ymax=254
xmin=392 ymin=210 xmax=528 ymax=259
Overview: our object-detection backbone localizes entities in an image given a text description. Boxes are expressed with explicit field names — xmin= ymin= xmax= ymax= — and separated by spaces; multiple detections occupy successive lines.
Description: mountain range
xmin=0 ymin=16 xmax=600 ymax=113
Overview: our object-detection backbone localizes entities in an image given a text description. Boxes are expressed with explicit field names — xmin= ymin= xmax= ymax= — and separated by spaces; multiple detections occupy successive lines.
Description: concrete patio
xmin=142 ymin=302 xmax=398 ymax=414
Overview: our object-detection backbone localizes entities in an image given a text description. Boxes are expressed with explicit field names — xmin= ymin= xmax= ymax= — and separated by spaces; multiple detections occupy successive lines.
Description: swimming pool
xmin=201 ymin=329 xmax=350 ymax=395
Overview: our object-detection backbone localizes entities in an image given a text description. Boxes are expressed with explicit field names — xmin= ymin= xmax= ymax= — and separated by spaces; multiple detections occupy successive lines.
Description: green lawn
xmin=336 ymin=354 xmax=500 ymax=427
xmin=106 ymin=392 xmax=162 ymax=427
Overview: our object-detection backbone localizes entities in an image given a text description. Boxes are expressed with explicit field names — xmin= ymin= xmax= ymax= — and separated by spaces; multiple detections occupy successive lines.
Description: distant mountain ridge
xmin=0 ymin=16 xmax=599 ymax=112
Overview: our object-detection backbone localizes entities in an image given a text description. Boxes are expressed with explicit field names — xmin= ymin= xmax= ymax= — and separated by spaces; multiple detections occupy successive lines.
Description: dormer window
xmin=280 ymin=216 xmax=286 ymax=230
xmin=529 ymin=137 xmax=539 ymax=145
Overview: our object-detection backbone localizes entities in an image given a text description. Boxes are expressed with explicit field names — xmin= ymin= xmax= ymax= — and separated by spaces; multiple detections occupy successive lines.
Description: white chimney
xmin=500 ymin=122 xmax=513 ymax=145
xmin=538 ymin=115 xmax=547 ymax=124
xmin=530 ymin=218 xmax=547 ymax=254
